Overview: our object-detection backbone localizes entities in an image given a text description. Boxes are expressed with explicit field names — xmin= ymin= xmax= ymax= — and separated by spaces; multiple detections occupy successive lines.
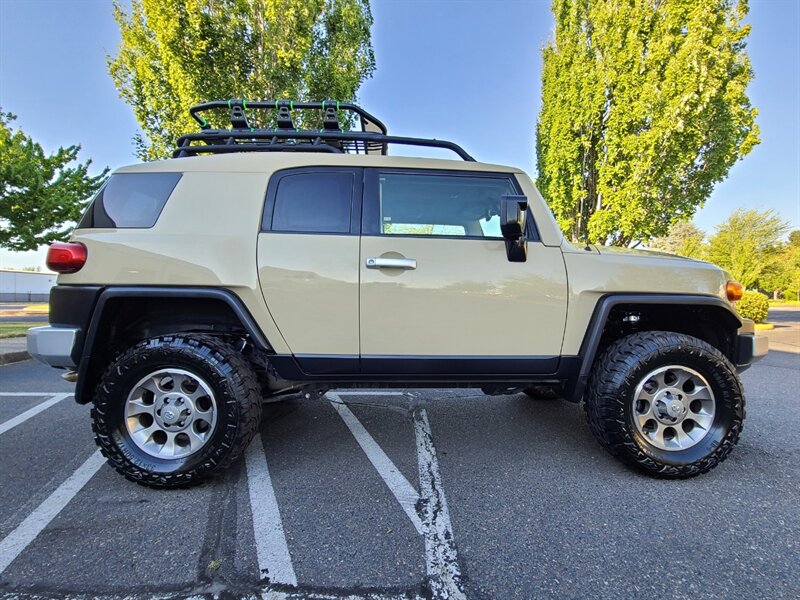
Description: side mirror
xmin=500 ymin=195 xmax=528 ymax=262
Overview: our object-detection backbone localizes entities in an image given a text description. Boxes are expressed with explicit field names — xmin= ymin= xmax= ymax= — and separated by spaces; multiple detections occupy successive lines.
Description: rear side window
xmin=78 ymin=172 xmax=182 ymax=228
xmin=268 ymin=172 xmax=354 ymax=234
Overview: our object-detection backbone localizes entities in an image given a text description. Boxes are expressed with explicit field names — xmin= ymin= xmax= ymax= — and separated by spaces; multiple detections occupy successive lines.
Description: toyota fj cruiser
xmin=28 ymin=100 xmax=768 ymax=488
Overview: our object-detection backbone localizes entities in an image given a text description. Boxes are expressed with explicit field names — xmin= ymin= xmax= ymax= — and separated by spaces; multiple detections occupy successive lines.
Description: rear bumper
xmin=27 ymin=326 xmax=79 ymax=368
xmin=734 ymin=318 xmax=769 ymax=371
xmin=26 ymin=285 xmax=102 ymax=369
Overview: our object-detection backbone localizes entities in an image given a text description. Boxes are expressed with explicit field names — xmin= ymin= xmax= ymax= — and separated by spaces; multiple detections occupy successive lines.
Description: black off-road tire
xmin=585 ymin=331 xmax=745 ymax=479
xmin=91 ymin=334 xmax=262 ymax=489
xmin=523 ymin=385 xmax=562 ymax=400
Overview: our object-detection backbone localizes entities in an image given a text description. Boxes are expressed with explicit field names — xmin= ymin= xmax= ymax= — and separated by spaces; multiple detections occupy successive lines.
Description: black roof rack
xmin=173 ymin=99 xmax=475 ymax=161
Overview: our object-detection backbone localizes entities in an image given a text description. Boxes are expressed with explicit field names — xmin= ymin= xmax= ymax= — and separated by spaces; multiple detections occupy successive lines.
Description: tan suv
xmin=27 ymin=100 xmax=767 ymax=488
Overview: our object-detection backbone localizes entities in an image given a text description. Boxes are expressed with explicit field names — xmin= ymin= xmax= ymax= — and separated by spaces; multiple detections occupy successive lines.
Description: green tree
xmin=0 ymin=111 xmax=107 ymax=252
xmin=705 ymin=209 xmax=789 ymax=288
xmin=648 ymin=220 xmax=706 ymax=258
xmin=109 ymin=0 xmax=376 ymax=161
xmin=536 ymin=0 xmax=759 ymax=246
xmin=759 ymin=230 xmax=800 ymax=299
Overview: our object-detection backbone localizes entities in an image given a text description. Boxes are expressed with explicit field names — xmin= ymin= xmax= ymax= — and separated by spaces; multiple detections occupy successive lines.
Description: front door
xmin=359 ymin=169 xmax=568 ymax=376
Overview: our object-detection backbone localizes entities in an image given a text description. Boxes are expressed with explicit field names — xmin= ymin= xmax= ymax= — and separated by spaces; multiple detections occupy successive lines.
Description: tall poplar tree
xmin=536 ymin=0 xmax=759 ymax=246
xmin=109 ymin=0 xmax=376 ymax=161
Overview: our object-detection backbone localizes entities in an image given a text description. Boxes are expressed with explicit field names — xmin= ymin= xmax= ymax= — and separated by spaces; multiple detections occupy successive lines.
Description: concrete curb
xmin=0 ymin=350 xmax=29 ymax=366
xmin=0 ymin=337 xmax=29 ymax=366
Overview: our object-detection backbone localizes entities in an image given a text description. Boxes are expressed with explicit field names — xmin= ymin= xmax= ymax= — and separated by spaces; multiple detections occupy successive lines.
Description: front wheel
xmin=585 ymin=331 xmax=745 ymax=478
xmin=91 ymin=334 xmax=262 ymax=488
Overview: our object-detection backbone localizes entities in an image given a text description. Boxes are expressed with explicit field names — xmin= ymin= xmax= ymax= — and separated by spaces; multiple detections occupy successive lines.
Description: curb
xmin=0 ymin=350 xmax=29 ymax=366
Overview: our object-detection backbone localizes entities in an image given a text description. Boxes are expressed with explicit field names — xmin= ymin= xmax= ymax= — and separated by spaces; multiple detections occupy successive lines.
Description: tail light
xmin=726 ymin=281 xmax=744 ymax=302
xmin=46 ymin=242 xmax=87 ymax=274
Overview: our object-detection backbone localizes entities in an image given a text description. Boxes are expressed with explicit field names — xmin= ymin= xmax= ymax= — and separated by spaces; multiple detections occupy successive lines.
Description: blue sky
xmin=1 ymin=0 xmax=798 ymax=269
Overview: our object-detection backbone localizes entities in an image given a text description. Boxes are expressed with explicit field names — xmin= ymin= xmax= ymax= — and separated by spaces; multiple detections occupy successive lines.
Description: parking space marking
xmin=246 ymin=433 xmax=298 ymax=587
xmin=0 ymin=393 xmax=71 ymax=436
xmin=330 ymin=392 xmax=465 ymax=599
xmin=0 ymin=449 xmax=105 ymax=574
xmin=329 ymin=392 xmax=424 ymax=534
xmin=414 ymin=408 xmax=466 ymax=600
xmin=0 ymin=392 xmax=64 ymax=396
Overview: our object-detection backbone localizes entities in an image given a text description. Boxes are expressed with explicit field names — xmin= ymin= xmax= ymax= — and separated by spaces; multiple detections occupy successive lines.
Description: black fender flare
xmin=74 ymin=286 xmax=271 ymax=404
xmin=563 ymin=293 xmax=741 ymax=403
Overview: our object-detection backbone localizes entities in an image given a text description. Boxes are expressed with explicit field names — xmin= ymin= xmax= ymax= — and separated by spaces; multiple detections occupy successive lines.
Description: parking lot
xmin=1 ymin=320 xmax=798 ymax=599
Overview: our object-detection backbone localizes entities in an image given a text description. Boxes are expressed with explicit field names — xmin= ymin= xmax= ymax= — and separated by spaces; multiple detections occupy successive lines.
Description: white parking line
xmin=246 ymin=433 xmax=298 ymax=587
xmin=0 ymin=393 xmax=71 ymax=436
xmin=414 ymin=409 xmax=466 ymax=600
xmin=0 ymin=392 xmax=64 ymax=396
xmin=329 ymin=393 xmax=423 ymax=534
xmin=0 ymin=449 xmax=105 ymax=574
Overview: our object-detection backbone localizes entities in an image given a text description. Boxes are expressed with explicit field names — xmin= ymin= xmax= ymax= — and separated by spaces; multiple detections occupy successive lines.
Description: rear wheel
xmin=585 ymin=331 xmax=744 ymax=478
xmin=91 ymin=334 xmax=262 ymax=488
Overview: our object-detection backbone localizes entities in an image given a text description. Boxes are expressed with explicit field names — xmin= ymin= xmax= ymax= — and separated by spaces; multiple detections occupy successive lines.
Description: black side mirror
xmin=500 ymin=195 xmax=528 ymax=262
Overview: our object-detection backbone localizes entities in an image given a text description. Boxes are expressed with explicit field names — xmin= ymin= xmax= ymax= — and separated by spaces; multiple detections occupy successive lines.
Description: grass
xmin=0 ymin=323 xmax=33 ymax=339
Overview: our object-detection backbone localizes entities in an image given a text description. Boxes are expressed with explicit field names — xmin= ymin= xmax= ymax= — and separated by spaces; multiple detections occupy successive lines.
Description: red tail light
xmin=46 ymin=242 xmax=87 ymax=274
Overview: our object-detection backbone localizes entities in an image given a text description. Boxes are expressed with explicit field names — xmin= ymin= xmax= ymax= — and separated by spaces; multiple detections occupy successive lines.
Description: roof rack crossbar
xmin=174 ymin=128 xmax=474 ymax=161
xmin=177 ymin=99 xmax=474 ymax=161
xmin=176 ymin=142 xmax=344 ymax=156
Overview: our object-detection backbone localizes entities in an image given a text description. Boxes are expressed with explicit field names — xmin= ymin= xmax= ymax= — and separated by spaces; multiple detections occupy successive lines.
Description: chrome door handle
xmin=366 ymin=257 xmax=417 ymax=270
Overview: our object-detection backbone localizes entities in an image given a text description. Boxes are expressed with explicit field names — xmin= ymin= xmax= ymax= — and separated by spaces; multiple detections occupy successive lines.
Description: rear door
xmin=359 ymin=169 xmax=568 ymax=376
xmin=257 ymin=167 xmax=362 ymax=374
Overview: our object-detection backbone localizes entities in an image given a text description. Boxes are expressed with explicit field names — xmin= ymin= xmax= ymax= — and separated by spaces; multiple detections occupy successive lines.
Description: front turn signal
xmin=726 ymin=281 xmax=744 ymax=302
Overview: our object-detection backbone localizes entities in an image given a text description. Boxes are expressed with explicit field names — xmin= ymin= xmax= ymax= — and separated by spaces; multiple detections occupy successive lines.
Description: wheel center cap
xmin=667 ymin=400 xmax=683 ymax=417
xmin=158 ymin=396 xmax=190 ymax=427
xmin=655 ymin=391 xmax=686 ymax=423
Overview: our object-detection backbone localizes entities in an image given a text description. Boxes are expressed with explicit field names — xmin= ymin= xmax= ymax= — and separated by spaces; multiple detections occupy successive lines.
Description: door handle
xmin=366 ymin=257 xmax=417 ymax=270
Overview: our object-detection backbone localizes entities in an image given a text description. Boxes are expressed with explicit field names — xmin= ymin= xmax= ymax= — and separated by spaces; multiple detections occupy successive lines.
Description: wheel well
xmin=97 ymin=297 xmax=249 ymax=355
xmin=595 ymin=303 xmax=739 ymax=361
xmin=75 ymin=294 xmax=271 ymax=404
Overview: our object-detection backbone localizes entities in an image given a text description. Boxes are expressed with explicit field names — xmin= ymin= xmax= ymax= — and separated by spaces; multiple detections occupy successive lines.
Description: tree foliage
xmin=0 ymin=111 xmax=107 ymax=251
xmin=736 ymin=290 xmax=769 ymax=323
xmin=536 ymin=0 xmax=759 ymax=246
xmin=108 ymin=0 xmax=376 ymax=160
xmin=759 ymin=230 xmax=800 ymax=299
xmin=705 ymin=208 xmax=789 ymax=288
xmin=648 ymin=220 xmax=706 ymax=258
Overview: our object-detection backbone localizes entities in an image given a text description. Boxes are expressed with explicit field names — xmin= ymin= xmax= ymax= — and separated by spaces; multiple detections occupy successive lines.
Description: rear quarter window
xmin=78 ymin=172 xmax=182 ymax=228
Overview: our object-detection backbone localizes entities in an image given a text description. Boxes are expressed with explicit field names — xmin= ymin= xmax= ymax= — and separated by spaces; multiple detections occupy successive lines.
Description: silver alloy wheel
xmin=631 ymin=365 xmax=715 ymax=451
xmin=124 ymin=368 xmax=217 ymax=459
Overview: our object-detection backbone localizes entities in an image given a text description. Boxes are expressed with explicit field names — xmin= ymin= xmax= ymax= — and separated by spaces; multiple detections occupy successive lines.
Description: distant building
xmin=0 ymin=270 xmax=56 ymax=302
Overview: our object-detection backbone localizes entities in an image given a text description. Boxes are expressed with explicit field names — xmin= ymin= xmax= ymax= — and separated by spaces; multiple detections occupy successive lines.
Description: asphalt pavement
xmin=0 ymin=344 xmax=798 ymax=599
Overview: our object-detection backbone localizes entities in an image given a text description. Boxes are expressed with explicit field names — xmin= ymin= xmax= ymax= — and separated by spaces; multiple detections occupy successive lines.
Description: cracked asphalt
xmin=0 ymin=335 xmax=798 ymax=599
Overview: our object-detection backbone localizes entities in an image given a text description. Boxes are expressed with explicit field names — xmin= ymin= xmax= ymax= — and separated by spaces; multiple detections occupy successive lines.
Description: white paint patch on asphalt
xmin=0 ymin=448 xmax=105 ymax=574
xmin=0 ymin=393 xmax=70 ymax=436
xmin=328 ymin=392 xmax=423 ymax=534
xmin=329 ymin=390 xmax=406 ymax=396
xmin=0 ymin=392 xmax=64 ymax=397
xmin=414 ymin=408 xmax=466 ymax=600
xmin=246 ymin=433 xmax=298 ymax=587
xmin=261 ymin=588 xmax=419 ymax=600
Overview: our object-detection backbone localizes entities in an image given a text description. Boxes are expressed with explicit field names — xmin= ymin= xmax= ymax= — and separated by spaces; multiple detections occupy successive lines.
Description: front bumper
xmin=27 ymin=326 xmax=79 ymax=368
xmin=734 ymin=318 xmax=769 ymax=371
